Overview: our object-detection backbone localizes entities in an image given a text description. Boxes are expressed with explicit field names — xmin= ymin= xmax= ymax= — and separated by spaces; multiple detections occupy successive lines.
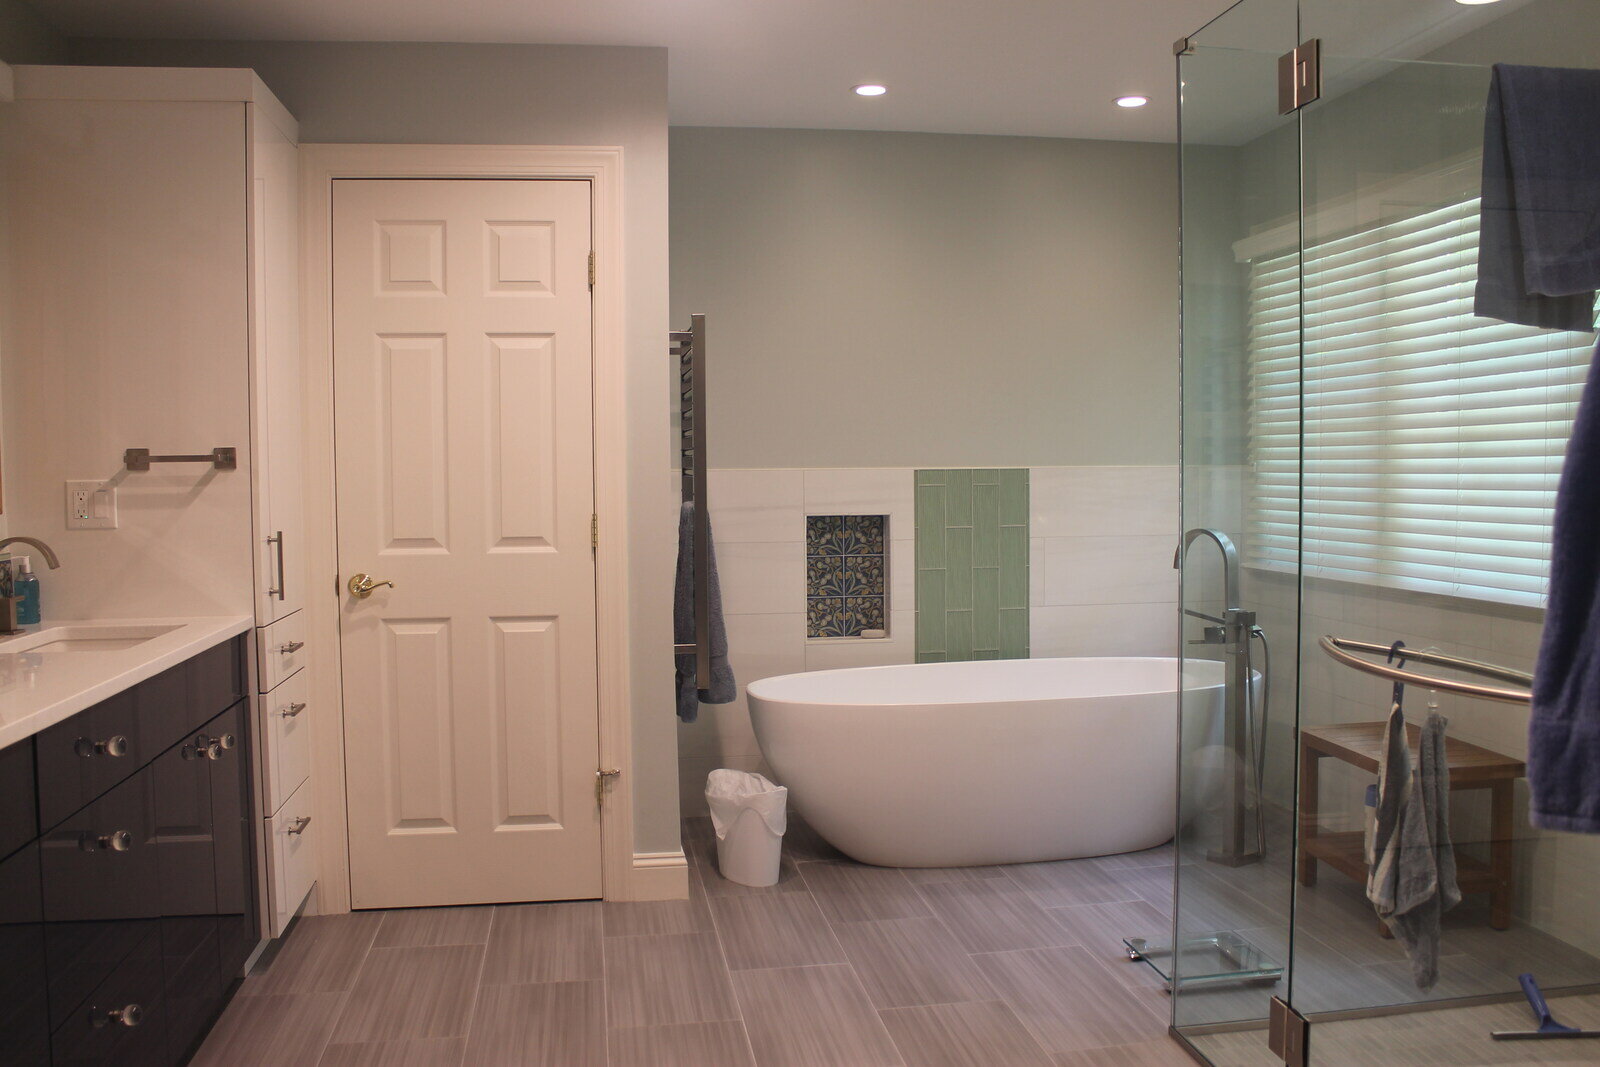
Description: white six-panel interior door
xmin=331 ymin=178 xmax=602 ymax=908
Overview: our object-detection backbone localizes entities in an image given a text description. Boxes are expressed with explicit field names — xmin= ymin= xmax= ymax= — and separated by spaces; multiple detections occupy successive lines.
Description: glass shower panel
xmin=1288 ymin=5 xmax=1600 ymax=1058
xmin=1168 ymin=0 xmax=1304 ymax=1058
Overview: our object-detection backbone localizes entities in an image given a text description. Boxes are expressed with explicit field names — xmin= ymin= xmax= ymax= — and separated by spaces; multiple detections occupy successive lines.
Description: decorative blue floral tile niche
xmin=806 ymin=515 xmax=888 ymax=637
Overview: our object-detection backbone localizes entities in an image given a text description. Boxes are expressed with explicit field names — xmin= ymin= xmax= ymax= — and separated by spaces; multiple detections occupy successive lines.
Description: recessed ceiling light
xmin=1454 ymin=0 xmax=1502 ymax=5
xmin=853 ymin=84 xmax=888 ymax=97
xmin=1115 ymin=95 xmax=1150 ymax=108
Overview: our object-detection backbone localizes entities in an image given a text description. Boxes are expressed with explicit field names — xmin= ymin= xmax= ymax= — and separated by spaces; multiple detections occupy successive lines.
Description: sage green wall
xmin=671 ymin=127 xmax=1178 ymax=470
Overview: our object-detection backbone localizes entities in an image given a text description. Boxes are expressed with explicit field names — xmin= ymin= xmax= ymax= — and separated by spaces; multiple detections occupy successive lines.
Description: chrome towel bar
xmin=1319 ymin=635 xmax=1532 ymax=705
xmin=124 ymin=447 xmax=236 ymax=471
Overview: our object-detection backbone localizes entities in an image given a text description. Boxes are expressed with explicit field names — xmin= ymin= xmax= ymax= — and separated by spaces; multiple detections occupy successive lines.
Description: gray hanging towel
xmin=675 ymin=502 xmax=735 ymax=723
xmin=1367 ymin=708 xmax=1460 ymax=990
xmin=1475 ymin=63 xmax=1600 ymax=331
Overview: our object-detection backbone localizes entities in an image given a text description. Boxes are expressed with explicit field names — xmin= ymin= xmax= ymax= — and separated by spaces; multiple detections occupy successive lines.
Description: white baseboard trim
xmin=626 ymin=850 xmax=690 ymax=901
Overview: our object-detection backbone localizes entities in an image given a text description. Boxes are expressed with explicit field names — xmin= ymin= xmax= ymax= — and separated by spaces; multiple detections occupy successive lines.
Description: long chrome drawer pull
xmin=281 ymin=701 xmax=308 ymax=719
xmin=287 ymin=816 xmax=312 ymax=836
xmin=277 ymin=640 xmax=305 ymax=654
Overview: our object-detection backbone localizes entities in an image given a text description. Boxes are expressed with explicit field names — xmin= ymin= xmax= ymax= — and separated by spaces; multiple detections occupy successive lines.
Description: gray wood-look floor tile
xmin=463 ymin=980 xmax=605 ymax=1066
xmin=1046 ymin=900 xmax=1172 ymax=987
xmin=709 ymin=892 xmax=847 ymax=970
xmin=799 ymin=861 xmax=932 ymax=923
xmin=607 ymin=1021 xmax=757 ymax=1067
xmin=328 ymin=944 xmax=485 ymax=1044
xmin=1004 ymin=858 xmax=1147 ymax=907
xmin=899 ymin=864 xmax=1013 ymax=885
xmin=317 ymin=1037 xmax=467 ymax=1066
xmin=481 ymin=901 xmax=602 ymax=984
xmin=191 ymin=991 xmax=346 ymax=1066
xmin=1093 ymin=842 xmax=1176 ymax=869
xmin=783 ymin=813 xmax=848 ymax=863
xmin=915 ymin=879 xmax=1076 ymax=954
xmin=603 ymin=877 xmax=715 ymax=938
xmin=602 ymin=931 xmax=741 ymax=1028
xmin=1050 ymin=1038 xmax=1197 ymax=1066
xmin=241 ymin=912 xmax=383 ymax=997
xmin=733 ymin=964 xmax=904 ymax=1067
xmin=830 ymin=915 xmax=996 ymax=1009
xmin=373 ymin=906 xmax=493 ymax=948
xmin=974 ymin=946 xmax=1169 ymax=1054
xmin=879 ymin=1000 xmax=1054 ymax=1067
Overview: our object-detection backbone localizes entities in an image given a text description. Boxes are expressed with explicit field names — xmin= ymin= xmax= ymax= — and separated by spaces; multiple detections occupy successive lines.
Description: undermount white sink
xmin=0 ymin=623 xmax=183 ymax=654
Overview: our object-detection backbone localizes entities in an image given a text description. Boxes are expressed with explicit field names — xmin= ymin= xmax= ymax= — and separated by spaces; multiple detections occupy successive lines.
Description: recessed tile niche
xmin=806 ymin=515 xmax=888 ymax=637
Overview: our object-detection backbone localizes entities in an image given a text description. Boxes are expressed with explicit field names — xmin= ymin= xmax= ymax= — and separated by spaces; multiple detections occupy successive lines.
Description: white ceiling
xmin=30 ymin=0 xmax=1233 ymax=142
xmin=28 ymin=0 xmax=1532 ymax=143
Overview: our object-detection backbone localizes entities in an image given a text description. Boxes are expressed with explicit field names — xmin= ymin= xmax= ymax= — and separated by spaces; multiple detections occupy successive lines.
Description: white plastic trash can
xmin=705 ymin=769 xmax=787 ymax=887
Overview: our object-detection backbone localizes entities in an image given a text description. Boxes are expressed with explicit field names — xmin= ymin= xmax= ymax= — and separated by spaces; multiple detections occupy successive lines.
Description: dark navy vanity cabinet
xmin=0 ymin=635 xmax=255 ymax=1066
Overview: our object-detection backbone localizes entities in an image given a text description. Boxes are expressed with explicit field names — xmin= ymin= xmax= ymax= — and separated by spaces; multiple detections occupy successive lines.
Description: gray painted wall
xmin=70 ymin=38 xmax=681 ymax=856
xmin=671 ymin=127 xmax=1179 ymax=470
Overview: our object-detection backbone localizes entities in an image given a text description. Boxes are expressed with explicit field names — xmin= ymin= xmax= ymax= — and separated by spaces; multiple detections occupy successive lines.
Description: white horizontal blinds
xmin=1245 ymin=195 xmax=1592 ymax=608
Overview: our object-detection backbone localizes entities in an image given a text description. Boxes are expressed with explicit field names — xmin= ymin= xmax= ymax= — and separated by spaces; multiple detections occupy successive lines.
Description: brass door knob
xmin=347 ymin=573 xmax=396 ymax=599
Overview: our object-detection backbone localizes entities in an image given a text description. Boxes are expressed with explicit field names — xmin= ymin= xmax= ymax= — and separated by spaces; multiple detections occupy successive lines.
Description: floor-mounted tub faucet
xmin=1175 ymin=527 xmax=1264 ymax=867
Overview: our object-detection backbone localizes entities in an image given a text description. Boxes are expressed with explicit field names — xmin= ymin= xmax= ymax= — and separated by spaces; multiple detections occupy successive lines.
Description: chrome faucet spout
xmin=0 ymin=537 xmax=61 ymax=569
xmin=1175 ymin=527 xmax=1240 ymax=610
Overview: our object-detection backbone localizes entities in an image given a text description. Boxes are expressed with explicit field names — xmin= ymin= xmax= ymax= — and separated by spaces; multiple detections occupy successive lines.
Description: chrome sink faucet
xmin=0 ymin=537 xmax=60 ymax=634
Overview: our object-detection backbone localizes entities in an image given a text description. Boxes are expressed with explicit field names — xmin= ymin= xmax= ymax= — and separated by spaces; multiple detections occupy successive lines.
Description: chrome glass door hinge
xmin=1268 ymin=997 xmax=1309 ymax=1066
xmin=591 ymin=513 xmax=599 ymax=550
xmin=588 ymin=250 xmax=596 ymax=290
xmin=1278 ymin=39 xmax=1321 ymax=114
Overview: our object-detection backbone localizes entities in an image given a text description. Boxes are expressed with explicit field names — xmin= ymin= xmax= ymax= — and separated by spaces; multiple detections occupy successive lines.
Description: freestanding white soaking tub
xmin=747 ymin=656 xmax=1203 ymax=867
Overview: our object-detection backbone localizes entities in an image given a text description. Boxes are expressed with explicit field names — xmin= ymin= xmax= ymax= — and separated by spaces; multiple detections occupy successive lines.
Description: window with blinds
xmin=1246 ymin=195 xmax=1594 ymax=609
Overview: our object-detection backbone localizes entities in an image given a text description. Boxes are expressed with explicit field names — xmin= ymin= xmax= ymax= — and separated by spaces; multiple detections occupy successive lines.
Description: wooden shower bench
xmin=1297 ymin=721 xmax=1524 ymax=931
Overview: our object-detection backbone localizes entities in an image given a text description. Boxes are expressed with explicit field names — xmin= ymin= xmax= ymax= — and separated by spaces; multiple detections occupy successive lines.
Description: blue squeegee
xmin=1491 ymin=974 xmax=1600 ymax=1040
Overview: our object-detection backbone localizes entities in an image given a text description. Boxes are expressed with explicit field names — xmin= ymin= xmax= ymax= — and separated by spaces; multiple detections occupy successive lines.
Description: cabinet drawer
xmin=132 ymin=636 xmax=246 ymax=765
xmin=35 ymin=689 xmax=142 ymax=834
xmin=0 ymin=738 xmax=37 ymax=860
xmin=41 ymin=770 xmax=160 ymax=1032
xmin=256 ymin=611 xmax=306 ymax=693
xmin=266 ymin=776 xmax=316 ymax=937
xmin=261 ymin=669 xmax=310 ymax=816
xmin=0 ymin=843 xmax=49 ymax=1066
xmin=49 ymin=928 xmax=165 ymax=1067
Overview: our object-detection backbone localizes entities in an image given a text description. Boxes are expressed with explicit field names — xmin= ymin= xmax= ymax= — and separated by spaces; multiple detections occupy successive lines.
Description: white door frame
xmin=300 ymin=144 xmax=638 ymax=909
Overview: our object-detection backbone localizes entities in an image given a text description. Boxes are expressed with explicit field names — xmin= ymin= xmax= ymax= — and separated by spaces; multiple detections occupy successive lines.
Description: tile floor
xmin=195 ymin=815 xmax=1194 ymax=1066
xmin=197 ymin=812 xmax=1600 ymax=1065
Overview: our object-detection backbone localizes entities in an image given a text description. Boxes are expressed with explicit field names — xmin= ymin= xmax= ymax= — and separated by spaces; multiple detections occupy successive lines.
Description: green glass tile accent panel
xmin=999 ymin=607 xmax=1030 ymax=659
xmin=998 ymin=526 xmax=1030 ymax=610
xmin=943 ymin=469 xmax=973 ymax=526
xmin=999 ymin=468 xmax=1029 ymax=525
xmin=915 ymin=568 xmax=946 ymax=656
xmin=946 ymin=610 xmax=974 ymax=661
xmin=916 ymin=469 xmax=1027 ymax=663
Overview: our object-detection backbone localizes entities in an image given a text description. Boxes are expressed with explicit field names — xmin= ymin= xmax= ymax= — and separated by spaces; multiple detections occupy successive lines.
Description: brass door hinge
xmin=595 ymin=767 xmax=621 ymax=806
xmin=588 ymin=250 xmax=595 ymax=290
xmin=590 ymin=513 xmax=599 ymax=550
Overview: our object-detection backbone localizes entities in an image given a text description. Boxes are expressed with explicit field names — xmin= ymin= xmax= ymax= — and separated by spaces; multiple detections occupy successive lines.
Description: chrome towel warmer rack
xmin=673 ymin=314 xmax=711 ymax=691
xmin=1319 ymin=635 xmax=1533 ymax=705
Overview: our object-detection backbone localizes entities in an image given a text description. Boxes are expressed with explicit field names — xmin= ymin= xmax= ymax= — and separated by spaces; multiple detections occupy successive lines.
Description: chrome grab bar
xmin=1318 ymin=635 xmax=1532 ymax=705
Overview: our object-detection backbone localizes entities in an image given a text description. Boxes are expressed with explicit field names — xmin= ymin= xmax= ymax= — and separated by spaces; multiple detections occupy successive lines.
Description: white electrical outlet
xmin=66 ymin=480 xmax=117 ymax=529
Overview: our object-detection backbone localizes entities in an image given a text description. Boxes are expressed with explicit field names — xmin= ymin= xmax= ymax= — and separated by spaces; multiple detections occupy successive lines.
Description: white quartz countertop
xmin=0 ymin=615 xmax=254 ymax=750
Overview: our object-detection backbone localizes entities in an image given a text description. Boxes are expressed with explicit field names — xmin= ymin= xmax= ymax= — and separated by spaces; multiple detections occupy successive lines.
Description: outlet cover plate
xmin=66 ymin=480 xmax=116 ymax=529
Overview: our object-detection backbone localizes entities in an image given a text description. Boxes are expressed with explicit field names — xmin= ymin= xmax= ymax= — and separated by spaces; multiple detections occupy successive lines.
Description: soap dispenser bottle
xmin=13 ymin=556 xmax=40 ymax=626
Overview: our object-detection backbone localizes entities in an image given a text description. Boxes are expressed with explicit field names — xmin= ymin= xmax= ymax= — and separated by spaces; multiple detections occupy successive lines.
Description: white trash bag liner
xmin=705 ymin=769 xmax=787 ymax=887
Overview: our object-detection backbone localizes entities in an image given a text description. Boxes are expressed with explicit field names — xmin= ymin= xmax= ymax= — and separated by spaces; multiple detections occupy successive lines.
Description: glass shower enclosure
xmin=1164 ymin=0 xmax=1600 ymax=1063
